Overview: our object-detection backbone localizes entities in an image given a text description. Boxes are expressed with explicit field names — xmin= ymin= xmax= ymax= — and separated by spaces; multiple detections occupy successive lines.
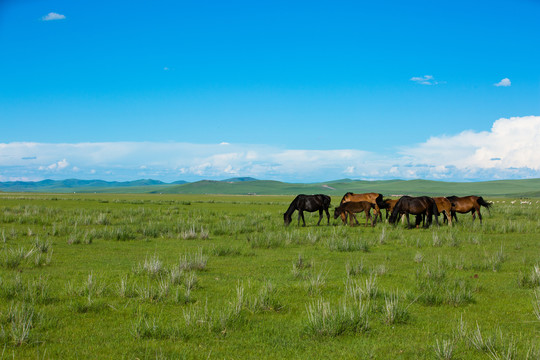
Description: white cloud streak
xmin=0 ymin=116 xmax=539 ymax=182
xmin=41 ymin=12 xmax=66 ymax=21
xmin=410 ymin=75 xmax=441 ymax=85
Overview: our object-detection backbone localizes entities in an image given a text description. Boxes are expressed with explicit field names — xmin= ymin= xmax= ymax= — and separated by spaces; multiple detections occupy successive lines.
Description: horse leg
xmin=471 ymin=209 xmax=476 ymax=222
xmin=348 ymin=211 xmax=356 ymax=226
xmin=325 ymin=208 xmax=330 ymax=225
xmin=298 ymin=210 xmax=306 ymax=227
xmin=352 ymin=212 xmax=360 ymax=226
xmin=368 ymin=211 xmax=375 ymax=227
xmin=415 ymin=214 xmax=422 ymax=228
xmin=445 ymin=211 xmax=452 ymax=226
xmin=452 ymin=211 xmax=458 ymax=223
xmin=317 ymin=209 xmax=323 ymax=225
xmin=340 ymin=212 xmax=347 ymax=225
xmin=477 ymin=208 xmax=482 ymax=225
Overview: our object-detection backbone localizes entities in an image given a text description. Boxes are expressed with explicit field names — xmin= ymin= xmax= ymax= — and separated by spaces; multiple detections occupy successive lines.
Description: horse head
xmin=283 ymin=212 xmax=292 ymax=226
xmin=333 ymin=206 xmax=343 ymax=219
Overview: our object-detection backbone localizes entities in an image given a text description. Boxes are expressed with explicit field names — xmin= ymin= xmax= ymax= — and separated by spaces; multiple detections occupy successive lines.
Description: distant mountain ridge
xmin=1 ymin=177 xmax=540 ymax=197
xmin=0 ymin=178 xmax=168 ymax=192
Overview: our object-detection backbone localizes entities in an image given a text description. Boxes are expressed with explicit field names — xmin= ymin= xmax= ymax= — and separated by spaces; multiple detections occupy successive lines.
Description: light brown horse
xmin=339 ymin=192 xmax=383 ymax=224
xmin=334 ymin=201 xmax=376 ymax=227
xmin=446 ymin=195 xmax=492 ymax=224
xmin=382 ymin=199 xmax=399 ymax=220
xmin=433 ymin=197 xmax=453 ymax=226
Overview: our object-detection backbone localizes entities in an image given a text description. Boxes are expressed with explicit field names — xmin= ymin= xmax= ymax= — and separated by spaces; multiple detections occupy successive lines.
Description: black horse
xmin=388 ymin=196 xmax=439 ymax=228
xmin=284 ymin=194 xmax=331 ymax=227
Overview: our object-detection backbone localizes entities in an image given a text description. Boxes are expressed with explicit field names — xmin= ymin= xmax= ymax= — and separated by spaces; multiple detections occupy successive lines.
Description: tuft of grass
xmin=177 ymin=248 xmax=208 ymax=271
xmin=517 ymin=264 xmax=540 ymax=288
xmin=347 ymin=275 xmax=379 ymax=302
xmin=533 ymin=289 xmax=540 ymax=321
xmin=135 ymin=254 xmax=166 ymax=277
xmin=383 ymin=291 xmax=410 ymax=325
xmin=346 ymin=259 xmax=367 ymax=277
xmin=327 ymin=238 xmax=369 ymax=252
xmin=306 ymin=269 xmax=327 ymax=296
xmin=305 ymin=299 xmax=369 ymax=337
xmin=434 ymin=338 xmax=455 ymax=360
xmin=248 ymin=281 xmax=284 ymax=313
xmin=1 ymin=302 xmax=36 ymax=346
xmin=210 ymin=245 xmax=241 ymax=257
xmin=246 ymin=233 xmax=285 ymax=249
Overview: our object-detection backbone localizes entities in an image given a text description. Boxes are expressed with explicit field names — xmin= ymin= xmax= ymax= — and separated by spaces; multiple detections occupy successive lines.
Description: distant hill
xmin=221 ymin=177 xmax=258 ymax=182
xmin=1 ymin=178 xmax=539 ymax=197
xmin=0 ymin=179 xmax=167 ymax=192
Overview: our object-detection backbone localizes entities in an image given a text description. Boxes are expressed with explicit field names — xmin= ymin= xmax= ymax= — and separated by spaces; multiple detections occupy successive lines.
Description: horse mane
xmin=340 ymin=192 xmax=354 ymax=204
xmin=284 ymin=195 xmax=302 ymax=218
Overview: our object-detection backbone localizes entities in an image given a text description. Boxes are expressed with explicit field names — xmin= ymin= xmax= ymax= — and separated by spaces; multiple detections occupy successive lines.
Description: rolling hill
xmin=1 ymin=178 xmax=539 ymax=197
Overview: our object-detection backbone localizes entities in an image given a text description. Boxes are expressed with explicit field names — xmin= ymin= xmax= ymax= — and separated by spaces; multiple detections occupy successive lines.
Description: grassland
xmin=0 ymin=193 xmax=539 ymax=359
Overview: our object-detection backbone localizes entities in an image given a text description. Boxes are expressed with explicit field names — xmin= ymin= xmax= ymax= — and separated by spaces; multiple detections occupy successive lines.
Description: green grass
xmin=0 ymin=193 xmax=539 ymax=358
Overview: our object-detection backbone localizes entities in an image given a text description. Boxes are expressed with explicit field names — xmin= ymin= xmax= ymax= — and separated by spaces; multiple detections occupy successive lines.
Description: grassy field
xmin=1 ymin=193 xmax=539 ymax=359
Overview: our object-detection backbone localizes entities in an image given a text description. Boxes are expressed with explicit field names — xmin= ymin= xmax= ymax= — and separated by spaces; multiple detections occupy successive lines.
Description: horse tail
xmin=388 ymin=197 xmax=403 ymax=224
xmin=431 ymin=199 xmax=439 ymax=216
xmin=375 ymin=193 xmax=384 ymax=209
xmin=322 ymin=195 xmax=332 ymax=208
xmin=477 ymin=196 xmax=492 ymax=213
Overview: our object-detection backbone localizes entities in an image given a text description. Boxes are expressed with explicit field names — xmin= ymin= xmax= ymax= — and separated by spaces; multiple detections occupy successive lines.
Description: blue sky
xmin=1 ymin=0 xmax=539 ymax=182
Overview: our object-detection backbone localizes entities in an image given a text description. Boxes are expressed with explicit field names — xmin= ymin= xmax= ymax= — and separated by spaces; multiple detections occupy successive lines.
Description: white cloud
xmin=1 ymin=117 xmax=539 ymax=182
xmin=494 ymin=78 xmax=511 ymax=87
xmin=400 ymin=115 xmax=540 ymax=179
xmin=41 ymin=12 xmax=66 ymax=21
xmin=410 ymin=75 xmax=440 ymax=85
xmin=39 ymin=159 xmax=69 ymax=171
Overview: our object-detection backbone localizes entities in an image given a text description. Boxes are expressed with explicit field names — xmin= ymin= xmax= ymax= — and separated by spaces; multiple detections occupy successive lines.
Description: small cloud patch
xmin=410 ymin=75 xmax=440 ymax=85
xmin=41 ymin=12 xmax=66 ymax=21
xmin=494 ymin=78 xmax=511 ymax=87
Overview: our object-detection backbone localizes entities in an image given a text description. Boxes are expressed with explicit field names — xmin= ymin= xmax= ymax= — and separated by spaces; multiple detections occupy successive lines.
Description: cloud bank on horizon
xmin=1 ymin=116 xmax=539 ymax=183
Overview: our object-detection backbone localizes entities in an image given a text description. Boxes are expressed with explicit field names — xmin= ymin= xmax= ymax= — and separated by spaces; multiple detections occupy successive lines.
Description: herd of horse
xmin=283 ymin=192 xmax=492 ymax=228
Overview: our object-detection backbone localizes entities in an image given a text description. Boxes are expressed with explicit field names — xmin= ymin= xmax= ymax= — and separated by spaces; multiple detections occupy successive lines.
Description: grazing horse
xmin=334 ymin=201 xmax=376 ymax=227
xmin=381 ymin=199 xmax=399 ymax=220
xmin=339 ymin=192 xmax=384 ymax=224
xmin=433 ymin=197 xmax=453 ymax=226
xmin=388 ymin=196 xmax=439 ymax=228
xmin=446 ymin=195 xmax=492 ymax=224
xmin=283 ymin=194 xmax=331 ymax=227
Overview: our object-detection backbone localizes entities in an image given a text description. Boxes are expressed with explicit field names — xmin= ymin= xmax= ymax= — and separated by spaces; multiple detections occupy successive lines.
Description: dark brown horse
xmin=339 ymin=192 xmax=384 ymax=224
xmin=389 ymin=196 xmax=439 ymax=228
xmin=446 ymin=195 xmax=492 ymax=224
xmin=284 ymin=194 xmax=331 ymax=227
xmin=334 ymin=201 xmax=376 ymax=227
